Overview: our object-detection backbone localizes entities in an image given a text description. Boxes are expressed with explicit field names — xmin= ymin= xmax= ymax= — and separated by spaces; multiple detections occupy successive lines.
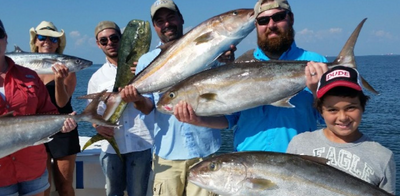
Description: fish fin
xmin=13 ymin=45 xmax=25 ymax=53
xmin=194 ymin=32 xmax=214 ymax=45
xmin=0 ymin=111 xmax=14 ymax=118
xmin=78 ymin=90 xmax=120 ymax=128
xmin=361 ymin=76 xmax=379 ymax=95
xmin=270 ymin=96 xmax=295 ymax=108
xmin=245 ymin=178 xmax=277 ymax=190
xmin=77 ymin=91 xmax=112 ymax=102
xmin=42 ymin=58 xmax=59 ymax=64
xmin=199 ymin=93 xmax=217 ymax=102
xmin=33 ymin=137 xmax=53 ymax=145
xmin=330 ymin=18 xmax=378 ymax=95
xmin=299 ymin=155 xmax=329 ymax=165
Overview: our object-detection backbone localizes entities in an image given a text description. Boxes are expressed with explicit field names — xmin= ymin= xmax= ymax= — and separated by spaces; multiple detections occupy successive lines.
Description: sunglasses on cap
xmin=0 ymin=28 xmax=5 ymax=39
xmin=98 ymin=34 xmax=120 ymax=46
xmin=37 ymin=35 xmax=58 ymax=43
xmin=256 ymin=11 xmax=289 ymax=26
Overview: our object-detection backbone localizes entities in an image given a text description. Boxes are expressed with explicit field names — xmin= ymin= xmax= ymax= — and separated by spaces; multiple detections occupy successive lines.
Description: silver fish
xmin=188 ymin=151 xmax=392 ymax=196
xmin=156 ymin=18 xmax=378 ymax=116
xmin=79 ymin=9 xmax=255 ymax=120
xmin=6 ymin=46 xmax=92 ymax=74
xmin=0 ymin=90 xmax=117 ymax=159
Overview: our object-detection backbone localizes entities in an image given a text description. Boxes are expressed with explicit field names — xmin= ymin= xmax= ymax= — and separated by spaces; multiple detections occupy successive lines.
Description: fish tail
xmin=331 ymin=18 xmax=379 ymax=95
xmin=81 ymin=133 xmax=123 ymax=161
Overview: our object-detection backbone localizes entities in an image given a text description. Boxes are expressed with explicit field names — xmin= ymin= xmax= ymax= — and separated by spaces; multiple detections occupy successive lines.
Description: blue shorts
xmin=0 ymin=169 xmax=50 ymax=196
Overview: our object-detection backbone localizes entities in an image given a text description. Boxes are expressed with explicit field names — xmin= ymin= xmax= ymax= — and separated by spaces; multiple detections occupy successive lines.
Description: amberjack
xmin=156 ymin=18 xmax=379 ymax=116
xmin=188 ymin=151 xmax=392 ymax=195
xmin=0 ymin=90 xmax=118 ymax=159
xmin=6 ymin=46 xmax=92 ymax=74
xmin=79 ymin=9 xmax=255 ymax=120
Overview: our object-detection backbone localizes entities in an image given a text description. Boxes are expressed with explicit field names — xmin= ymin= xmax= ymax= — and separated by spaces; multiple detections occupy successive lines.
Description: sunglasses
xmin=0 ymin=28 xmax=5 ymax=39
xmin=37 ymin=35 xmax=58 ymax=43
xmin=256 ymin=11 xmax=289 ymax=26
xmin=98 ymin=34 xmax=120 ymax=46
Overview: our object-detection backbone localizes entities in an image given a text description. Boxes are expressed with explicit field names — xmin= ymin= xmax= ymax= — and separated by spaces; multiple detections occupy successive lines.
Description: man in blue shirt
xmin=174 ymin=0 xmax=329 ymax=153
xmin=123 ymin=0 xmax=235 ymax=195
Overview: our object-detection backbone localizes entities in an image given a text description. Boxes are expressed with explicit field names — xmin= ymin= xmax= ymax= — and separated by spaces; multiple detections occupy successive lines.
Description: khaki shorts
xmin=151 ymin=154 xmax=217 ymax=196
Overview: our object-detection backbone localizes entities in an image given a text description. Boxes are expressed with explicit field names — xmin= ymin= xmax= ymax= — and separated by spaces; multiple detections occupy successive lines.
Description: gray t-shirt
xmin=287 ymin=129 xmax=396 ymax=195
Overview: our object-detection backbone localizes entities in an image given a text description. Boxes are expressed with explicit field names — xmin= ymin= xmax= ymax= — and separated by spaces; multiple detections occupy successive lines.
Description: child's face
xmin=321 ymin=95 xmax=363 ymax=143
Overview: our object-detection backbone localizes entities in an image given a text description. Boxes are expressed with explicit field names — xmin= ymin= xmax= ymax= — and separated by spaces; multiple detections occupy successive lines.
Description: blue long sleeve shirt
xmin=136 ymin=46 xmax=221 ymax=160
xmin=226 ymin=42 xmax=327 ymax=153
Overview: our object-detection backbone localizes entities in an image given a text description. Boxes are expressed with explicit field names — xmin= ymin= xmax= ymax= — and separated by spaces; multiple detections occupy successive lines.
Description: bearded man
xmin=173 ymin=0 xmax=330 ymax=153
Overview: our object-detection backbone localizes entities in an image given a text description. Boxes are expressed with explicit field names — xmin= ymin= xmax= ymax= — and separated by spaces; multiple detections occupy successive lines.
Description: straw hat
xmin=29 ymin=21 xmax=66 ymax=54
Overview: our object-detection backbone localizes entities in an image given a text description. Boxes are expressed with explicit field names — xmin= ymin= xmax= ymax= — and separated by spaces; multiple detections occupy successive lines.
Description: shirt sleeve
xmin=380 ymin=153 xmax=396 ymax=195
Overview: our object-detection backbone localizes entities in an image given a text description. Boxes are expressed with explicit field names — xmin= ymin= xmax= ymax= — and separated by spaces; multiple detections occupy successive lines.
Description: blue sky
xmin=2 ymin=0 xmax=399 ymax=64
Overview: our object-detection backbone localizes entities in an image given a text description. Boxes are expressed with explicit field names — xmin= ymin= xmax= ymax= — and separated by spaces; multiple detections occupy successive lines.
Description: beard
xmin=257 ymin=25 xmax=295 ymax=55
xmin=160 ymin=26 xmax=183 ymax=43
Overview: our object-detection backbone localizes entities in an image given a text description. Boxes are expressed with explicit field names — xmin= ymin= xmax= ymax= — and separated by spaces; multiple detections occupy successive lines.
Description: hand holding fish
xmin=174 ymin=101 xmax=202 ymax=125
xmin=120 ymin=85 xmax=154 ymax=114
xmin=61 ymin=112 xmax=77 ymax=133
xmin=173 ymin=101 xmax=229 ymax=129
xmin=217 ymin=45 xmax=236 ymax=63
xmin=120 ymin=85 xmax=142 ymax=103
xmin=94 ymin=125 xmax=115 ymax=139
xmin=305 ymin=61 xmax=328 ymax=95
xmin=52 ymin=62 xmax=70 ymax=79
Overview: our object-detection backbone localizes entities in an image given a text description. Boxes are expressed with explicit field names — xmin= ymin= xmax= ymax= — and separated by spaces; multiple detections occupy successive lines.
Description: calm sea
xmin=72 ymin=55 xmax=400 ymax=192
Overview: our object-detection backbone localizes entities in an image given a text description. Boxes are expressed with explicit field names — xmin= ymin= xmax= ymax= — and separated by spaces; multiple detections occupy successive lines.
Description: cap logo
xmin=154 ymin=0 xmax=169 ymax=6
xmin=326 ymin=69 xmax=350 ymax=81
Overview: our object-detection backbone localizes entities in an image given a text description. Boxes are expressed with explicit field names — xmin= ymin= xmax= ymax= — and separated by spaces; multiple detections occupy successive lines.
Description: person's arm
xmin=173 ymin=101 xmax=228 ymax=129
xmin=53 ymin=63 xmax=77 ymax=107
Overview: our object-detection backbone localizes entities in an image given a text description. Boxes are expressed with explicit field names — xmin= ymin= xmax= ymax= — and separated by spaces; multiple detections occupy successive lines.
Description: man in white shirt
xmin=87 ymin=21 xmax=154 ymax=196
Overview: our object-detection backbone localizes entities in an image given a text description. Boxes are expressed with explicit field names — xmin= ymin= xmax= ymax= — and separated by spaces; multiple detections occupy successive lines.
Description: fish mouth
xmin=161 ymin=104 xmax=174 ymax=113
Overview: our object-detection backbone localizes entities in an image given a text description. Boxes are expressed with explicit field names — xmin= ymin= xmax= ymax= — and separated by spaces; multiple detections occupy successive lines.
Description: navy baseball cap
xmin=316 ymin=66 xmax=362 ymax=98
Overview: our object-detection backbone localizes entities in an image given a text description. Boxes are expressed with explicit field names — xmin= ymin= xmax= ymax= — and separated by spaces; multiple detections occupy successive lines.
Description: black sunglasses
xmin=99 ymin=34 xmax=120 ymax=46
xmin=37 ymin=35 xmax=58 ymax=43
xmin=0 ymin=28 xmax=5 ymax=39
xmin=256 ymin=11 xmax=289 ymax=26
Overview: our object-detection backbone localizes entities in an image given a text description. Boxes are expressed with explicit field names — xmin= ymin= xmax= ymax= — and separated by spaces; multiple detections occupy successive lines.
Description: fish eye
xmin=139 ymin=29 xmax=144 ymax=34
xmin=209 ymin=161 xmax=219 ymax=171
xmin=168 ymin=92 xmax=176 ymax=99
xmin=232 ymin=11 xmax=238 ymax=16
xmin=75 ymin=59 xmax=82 ymax=64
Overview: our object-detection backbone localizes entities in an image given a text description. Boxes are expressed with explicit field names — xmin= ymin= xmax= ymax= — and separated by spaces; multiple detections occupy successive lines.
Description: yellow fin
xmin=199 ymin=93 xmax=217 ymax=102
xmin=246 ymin=178 xmax=277 ymax=190
xmin=194 ymin=32 xmax=213 ymax=45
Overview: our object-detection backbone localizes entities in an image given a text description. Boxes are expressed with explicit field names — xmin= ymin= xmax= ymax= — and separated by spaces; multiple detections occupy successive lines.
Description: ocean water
xmin=72 ymin=55 xmax=400 ymax=192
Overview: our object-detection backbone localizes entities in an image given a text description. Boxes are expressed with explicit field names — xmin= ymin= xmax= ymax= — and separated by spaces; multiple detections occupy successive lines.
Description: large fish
xmin=79 ymin=9 xmax=255 ymax=120
xmin=6 ymin=46 xmax=92 ymax=74
xmin=156 ymin=18 xmax=379 ymax=116
xmin=0 ymin=90 xmax=118 ymax=159
xmin=80 ymin=19 xmax=152 ymax=158
xmin=188 ymin=151 xmax=392 ymax=195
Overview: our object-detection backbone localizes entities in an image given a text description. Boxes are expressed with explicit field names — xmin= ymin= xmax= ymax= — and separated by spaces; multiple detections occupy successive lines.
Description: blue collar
xmin=253 ymin=42 xmax=297 ymax=61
